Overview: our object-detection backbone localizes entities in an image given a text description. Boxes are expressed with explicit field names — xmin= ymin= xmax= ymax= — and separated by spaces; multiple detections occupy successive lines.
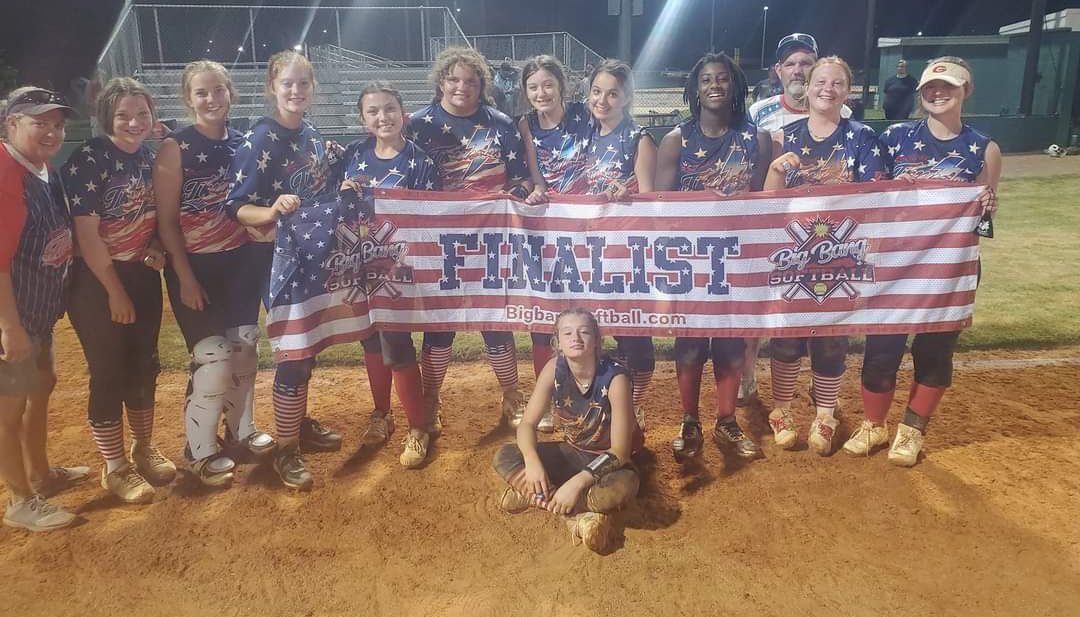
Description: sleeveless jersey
xmin=338 ymin=137 xmax=440 ymax=190
xmin=552 ymin=355 xmax=643 ymax=454
xmin=581 ymin=116 xmax=652 ymax=195
xmin=526 ymin=101 xmax=590 ymax=193
xmin=677 ymin=117 xmax=761 ymax=195
xmin=171 ymin=124 xmax=247 ymax=253
xmin=879 ymin=119 xmax=991 ymax=182
xmin=779 ymin=118 xmax=885 ymax=187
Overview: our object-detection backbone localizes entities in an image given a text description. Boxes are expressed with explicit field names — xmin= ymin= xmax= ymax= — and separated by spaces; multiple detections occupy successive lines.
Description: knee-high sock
xmin=676 ymin=363 xmax=704 ymax=419
xmin=392 ymin=364 xmax=427 ymax=429
xmin=91 ymin=423 xmax=125 ymax=469
xmin=769 ymin=358 xmax=801 ymax=406
xmin=126 ymin=407 xmax=154 ymax=444
xmin=908 ymin=383 xmax=946 ymax=418
xmin=811 ymin=372 xmax=843 ymax=413
xmin=532 ymin=343 xmax=554 ymax=379
xmin=421 ymin=345 xmax=452 ymax=397
xmin=487 ymin=343 xmax=519 ymax=390
xmin=630 ymin=370 xmax=653 ymax=409
xmin=862 ymin=387 xmax=895 ymax=424
xmin=365 ymin=352 xmax=393 ymax=413
xmin=272 ymin=383 xmax=308 ymax=443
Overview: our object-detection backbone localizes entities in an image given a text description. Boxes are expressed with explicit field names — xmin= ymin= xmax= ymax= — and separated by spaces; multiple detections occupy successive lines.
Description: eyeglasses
xmin=6 ymin=89 xmax=69 ymax=111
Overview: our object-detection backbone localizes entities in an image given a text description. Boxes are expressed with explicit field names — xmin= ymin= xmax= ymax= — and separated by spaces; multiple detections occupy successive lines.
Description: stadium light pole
xmin=760 ymin=6 xmax=769 ymax=69
xmin=710 ymin=0 xmax=716 ymax=52
xmin=861 ymin=0 xmax=877 ymax=109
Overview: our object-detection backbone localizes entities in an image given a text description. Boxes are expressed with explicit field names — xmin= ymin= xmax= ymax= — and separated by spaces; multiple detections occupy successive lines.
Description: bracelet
xmin=585 ymin=452 xmax=620 ymax=480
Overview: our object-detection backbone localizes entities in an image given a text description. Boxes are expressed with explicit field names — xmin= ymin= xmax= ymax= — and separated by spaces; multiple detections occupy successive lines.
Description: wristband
xmin=585 ymin=452 xmax=620 ymax=480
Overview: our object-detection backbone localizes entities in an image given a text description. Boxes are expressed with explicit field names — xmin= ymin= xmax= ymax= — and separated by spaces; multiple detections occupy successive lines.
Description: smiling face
xmin=440 ymin=62 xmax=482 ymax=116
xmin=109 ymin=94 xmax=153 ymax=152
xmin=919 ymin=79 xmax=966 ymax=117
xmin=697 ymin=62 xmax=732 ymax=114
xmin=555 ymin=313 xmax=598 ymax=362
xmin=776 ymin=50 xmax=816 ymax=100
xmin=807 ymin=63 xmax=849 ymax=116
xmin=588 ymin=71 xmax=629 ymax=125
xmin=187 ymin=70 xmax=231 ymax=126
xmin=271 ymin=62 xmax=314 ymax=121
xmin=525 ymin=68 xmax=562 ymax=115
xmin=360 ymin=91 xmax=404 ymax=142
xmin=6 ymin=109 xmax=66 ymax=166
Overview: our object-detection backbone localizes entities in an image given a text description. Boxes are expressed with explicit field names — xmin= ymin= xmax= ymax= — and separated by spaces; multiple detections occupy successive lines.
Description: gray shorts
xmin=0 ymin=333 xmax=54 ymax=397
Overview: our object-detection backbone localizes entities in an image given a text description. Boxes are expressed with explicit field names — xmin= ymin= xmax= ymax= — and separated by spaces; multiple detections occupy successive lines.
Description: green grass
xmin=153 ymin=174 xmax=1079 ymax=370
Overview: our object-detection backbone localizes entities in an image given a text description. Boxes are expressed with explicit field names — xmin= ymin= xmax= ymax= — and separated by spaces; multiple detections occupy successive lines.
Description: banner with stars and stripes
xmin=266 ymin=181 xmax=986 ymax=361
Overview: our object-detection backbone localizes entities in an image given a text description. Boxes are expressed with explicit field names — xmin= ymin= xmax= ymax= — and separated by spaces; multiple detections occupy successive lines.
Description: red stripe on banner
xmin=266 ymin=303 xmax=373 ymax=337
xmin=272 ymin=328 xmax=378 ymax=363
xmin=382 ymin=200 xmax=979 ymax=234
xmin=370 ymin=289 xmax=975 ymax=315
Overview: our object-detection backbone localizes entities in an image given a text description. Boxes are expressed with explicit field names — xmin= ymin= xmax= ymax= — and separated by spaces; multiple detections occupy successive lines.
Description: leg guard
xmin=224 ymin=325 xmax=259 ymax=440
xmin=185 ymin=336 xmax=233 ymax=461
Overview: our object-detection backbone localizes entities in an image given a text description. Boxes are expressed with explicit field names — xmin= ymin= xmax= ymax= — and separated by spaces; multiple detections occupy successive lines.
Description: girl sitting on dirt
xmin=844 ymin=56 xmax=1000 ymax=465
xmin=492 ymin=307 xmax=643 ymax=554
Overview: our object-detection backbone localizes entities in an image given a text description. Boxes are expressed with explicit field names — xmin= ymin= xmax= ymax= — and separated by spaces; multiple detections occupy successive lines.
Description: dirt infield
xmin=3 ymin=316 xmax=1079 ymax=617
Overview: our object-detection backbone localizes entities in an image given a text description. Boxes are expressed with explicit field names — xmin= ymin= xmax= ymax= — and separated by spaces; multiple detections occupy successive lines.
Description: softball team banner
xmin=266 ymin=181 xmax=984 ymax=361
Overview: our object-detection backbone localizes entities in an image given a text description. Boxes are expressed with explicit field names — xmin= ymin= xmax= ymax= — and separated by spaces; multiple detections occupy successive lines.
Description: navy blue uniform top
xmin=526 ymin=100 xmax=591 ymax=194
xmin=406 ymin=102 xmax=527 ymax=193
xmin=63 ymin=136 xmax=156 ymax=262
xmin=0 ymin=146 xmax=72 ymax=337
xmin=552 ymin=355 xmax=643 ymax=455
xmin=225 ymin=116 xmax=333 ymax=242
xmin=676 ymin=117 xmax=761 ymax=195
xmin=779 ymin=118 xmax=885 ymax=187
xmin=337 ymin=137 xmax=440 ymax=191
xmin=581 ymin=115 xmax=653 ymax=195
xmin=170 ymin=124 xmax=248 ymax=253
xmin=879 ymin=119 xmax=991 ymax=183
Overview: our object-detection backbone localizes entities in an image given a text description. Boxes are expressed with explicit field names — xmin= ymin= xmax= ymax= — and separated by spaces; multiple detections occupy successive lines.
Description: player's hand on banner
xmin=108 ymin=290 xmax=137 ymax=324
xmin=0 ymin=324 xmax=33 ymax=363
xmin=606 ymin=179 xmax=630 ymax=202
xmin=524 ymin=462 xmax=552 ymax=506
xmin=546 ymin=475 xmax=587 ymax=515
xmin=179 ymin=276 xmax=209 ymax=312
xmin=975 ymin=187 xmax=997 ymax=218
xmin=524 ymin=185 xmax=549 ymax=205
xmin=325 ymin=140 xmax=344 ymax=164
xmin=770 ymin=152 xmax=801 ymax=176
xmin=271 ymin=194 xmax=301 ymax=219
xmin=339 ymin=179 xmax=363 ymax=194
xmin=141 ymin=246 xmax=166 ymax=271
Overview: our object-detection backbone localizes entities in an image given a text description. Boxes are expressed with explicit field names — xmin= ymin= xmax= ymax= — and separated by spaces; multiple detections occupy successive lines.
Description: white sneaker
xmin=768 ymin=408 xmax=798 ymax=449
xmin=808 ymin=413 xmax=840 ymax=456
xmin=3 ymin=494 xmax=76 ymax=532
xmin=399 ymin=430 xmax=430 ymax=469
xmin=889 ymin=423 xmax=924 ymax=467
xmin=842 ymin=420 xmax=889 ymax=456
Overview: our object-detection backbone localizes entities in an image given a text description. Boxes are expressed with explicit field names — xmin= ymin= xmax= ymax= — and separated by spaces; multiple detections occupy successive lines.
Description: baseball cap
xmin=917 ymin=60 xmax=971 ymax=90
xmin=4 ymin=88 xmax=74 ymax=117
xmin=776 ymin=33 xmax=818 ymax=64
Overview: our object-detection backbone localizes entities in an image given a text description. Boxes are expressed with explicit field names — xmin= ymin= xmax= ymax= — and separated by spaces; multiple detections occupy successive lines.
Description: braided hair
xmin=683 ymin=52 xmax=747 ymax=121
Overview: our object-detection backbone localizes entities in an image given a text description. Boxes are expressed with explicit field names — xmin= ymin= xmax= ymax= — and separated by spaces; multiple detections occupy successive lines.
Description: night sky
xmin=3 ymin=0 xmax=1079 ymax=92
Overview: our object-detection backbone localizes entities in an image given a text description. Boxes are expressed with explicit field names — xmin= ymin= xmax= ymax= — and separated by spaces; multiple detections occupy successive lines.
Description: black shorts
xmin=0 ymin=333 xmax=54 ymax=397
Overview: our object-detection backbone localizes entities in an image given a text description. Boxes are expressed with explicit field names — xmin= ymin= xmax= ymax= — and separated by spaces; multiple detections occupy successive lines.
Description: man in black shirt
xmin=882 ymin=59 xmax=918 ymax=120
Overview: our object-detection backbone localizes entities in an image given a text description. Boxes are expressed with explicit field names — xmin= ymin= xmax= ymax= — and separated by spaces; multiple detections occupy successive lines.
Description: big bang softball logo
xmin=768 ymin=216 xmax=875 ymax=303
xmin=321 ymin=192 xmax=413 ymax=304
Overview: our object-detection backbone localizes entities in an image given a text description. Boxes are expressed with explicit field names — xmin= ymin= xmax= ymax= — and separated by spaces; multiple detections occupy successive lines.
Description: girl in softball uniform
xmin=225 ymin=51 xmax=341 ymax=490
xmin=337 ymin=81 xmax=440 ymax=469
xmin=654 ymin=52 xmax=771 ymax=463
xmin=64 ymin=78 xmax=176 ymax=503
xmin=844 ymin=56 xmax=1000 ymax=466
xmin=493 ymin=307 xmax=642 ymax=554
xmin=763 ymin=56 xmax=885 ymax=456
xmin=153 ymin=60 xmax=274 ymax=488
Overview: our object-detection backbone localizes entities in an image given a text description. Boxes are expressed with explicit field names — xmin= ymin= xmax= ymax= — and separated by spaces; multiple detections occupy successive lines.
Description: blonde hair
xmin=265 ymin=50 xmax=317 ymax=101
xmin=96 ymin=77 xmax=157 ymax=136
xmin=181 ymin=60 xmax=237 ymax=118
xmin=807 ymin=55 xmax=853 ymax=90
xmin=429 ymin=46 xmax=494 ymax=106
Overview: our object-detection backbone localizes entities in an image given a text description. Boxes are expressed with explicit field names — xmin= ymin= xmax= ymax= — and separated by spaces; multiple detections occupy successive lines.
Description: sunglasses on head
xmin=9 ymin=89 xmax=69 ymax=108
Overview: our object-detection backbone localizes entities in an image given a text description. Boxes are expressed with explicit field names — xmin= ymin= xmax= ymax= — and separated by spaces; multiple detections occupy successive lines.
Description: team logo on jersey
xmin=41 ymin=228 xmax=74 ymax=269
xmin=181 ymin=173 xmax=230 ymax=211
xmin=322 ymin=189 xmax=413 ymax=303
xmin=893 ymin=153 xmax=973 ymax=181
xmin=768 ymin=216 xmax=875 ymax=303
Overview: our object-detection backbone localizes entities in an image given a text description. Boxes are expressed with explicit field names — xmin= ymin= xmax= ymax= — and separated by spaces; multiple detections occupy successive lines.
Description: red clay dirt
xmin=3 ymin=317 xmax=1079 ymax=617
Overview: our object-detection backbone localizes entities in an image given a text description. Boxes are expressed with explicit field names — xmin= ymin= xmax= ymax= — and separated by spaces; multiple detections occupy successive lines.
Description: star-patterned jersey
xmin=552 ymin=355 xmax=644 ymax=455
xmin=0 ymin=145 xmax=72 ymax=337
xmin=526 ymin=100 xmax=591 ymax=193
xmin=225 ymin=116 xmax=333 ymax=243
xmin=336 ymin=137 xmax=440 ymax=191
xmin=748 ymin=94 xmax=852 ymax=132
xmin=581 ymin=116 xmax=653 ymax=195
xmin=406 ymin=103 xmax=527 ymax=193
xmin=63 ymin=136 xmax=156 ymax=262
xmin=779 ymin=118 xmax=885 ymax=187
xmin=677 ymin=117 xmax=761 ymax=195
xmin=879 ymin=119 xmax=991 ymax=182
xmin=170 ymin=125 xmax=248 ymax=254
